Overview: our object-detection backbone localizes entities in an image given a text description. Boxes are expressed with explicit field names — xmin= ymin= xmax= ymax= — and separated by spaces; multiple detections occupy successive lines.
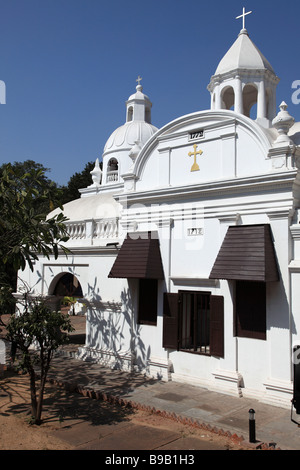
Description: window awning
xmin=108 ymin=231 xmax=164 ymax=279
xmin=209 ymin=224 xmax=279 ymax=282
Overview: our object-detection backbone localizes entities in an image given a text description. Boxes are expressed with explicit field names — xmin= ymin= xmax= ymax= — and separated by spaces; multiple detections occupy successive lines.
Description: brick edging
xmin=46 ymin=376 xmax=280 ymax=450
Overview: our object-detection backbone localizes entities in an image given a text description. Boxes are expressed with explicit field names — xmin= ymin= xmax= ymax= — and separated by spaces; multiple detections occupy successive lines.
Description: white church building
xmin=17 ymin=11 xmax=300 ymax=408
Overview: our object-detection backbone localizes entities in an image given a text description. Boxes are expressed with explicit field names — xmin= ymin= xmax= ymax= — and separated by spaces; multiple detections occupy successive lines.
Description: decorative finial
xmin=236 ymin=7 xmax=252 ymax=31
xmin=272 ymin=102 xmax=295 ymax=146
xmin=89 ymin=158 xmax=102 ymax=187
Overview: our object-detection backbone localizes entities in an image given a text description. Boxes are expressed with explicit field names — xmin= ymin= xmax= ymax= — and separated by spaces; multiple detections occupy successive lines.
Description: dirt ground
xmin=0 ymin=370 xmax=250 ymax=451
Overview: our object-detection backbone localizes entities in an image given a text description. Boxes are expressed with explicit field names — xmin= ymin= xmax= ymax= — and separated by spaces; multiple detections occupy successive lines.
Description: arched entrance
xmin=50 ymin=273 xmax=86 ymax=344
xmin=53 ymin=273 xmax=83 ymax=298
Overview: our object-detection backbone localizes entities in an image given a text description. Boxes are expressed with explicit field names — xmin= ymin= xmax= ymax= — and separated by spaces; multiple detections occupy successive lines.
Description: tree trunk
xmin=35 ymin=350 xmax=51 ymax=424
xmin=28 ymin=365 xmax=38 ymax=422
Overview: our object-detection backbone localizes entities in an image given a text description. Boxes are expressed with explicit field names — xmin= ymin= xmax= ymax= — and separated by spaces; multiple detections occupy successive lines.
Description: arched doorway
xmin=53 ymin=273 xmax=83 ymax=298
xmin=51 ymin=273 xmax=86 ymax=344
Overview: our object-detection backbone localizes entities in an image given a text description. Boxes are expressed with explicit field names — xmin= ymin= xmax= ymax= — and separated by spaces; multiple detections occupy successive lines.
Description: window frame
xmin=163 ymin=291 xmax=224 ymax=358
xmin=178 ymin=290 xmax=211 ymax=355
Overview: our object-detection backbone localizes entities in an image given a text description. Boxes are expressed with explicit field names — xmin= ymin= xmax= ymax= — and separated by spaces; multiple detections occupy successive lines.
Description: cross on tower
xmin=236 ymin=7 xmax=252 ymax=30
xmin=188 ymin=144 xmax=203 ymax=172
xmin=136 ymin=75 xmax=143 ymax=86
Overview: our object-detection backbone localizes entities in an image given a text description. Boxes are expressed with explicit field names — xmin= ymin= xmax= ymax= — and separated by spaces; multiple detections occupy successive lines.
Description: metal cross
xmin=236 ymin=7 xmax=252 ymax=30
xmin=136 ymin=75 xmax=142 ymax=86
xmin=188 ymin=144 xmax=203 ymax=172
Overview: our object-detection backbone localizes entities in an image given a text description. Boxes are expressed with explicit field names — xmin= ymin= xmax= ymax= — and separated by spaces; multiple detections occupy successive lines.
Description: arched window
xmin=145 ymin=106 xmax=151 ymax=123
xmin=127 ymin=106 xmax=133 ymax=122
xmin=106 ymin=158 xmax=119 ymax=183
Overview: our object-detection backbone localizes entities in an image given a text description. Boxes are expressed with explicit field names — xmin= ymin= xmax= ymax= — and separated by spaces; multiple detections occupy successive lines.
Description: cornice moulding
xmin=116 ymin=171 xmax=297 ymax=205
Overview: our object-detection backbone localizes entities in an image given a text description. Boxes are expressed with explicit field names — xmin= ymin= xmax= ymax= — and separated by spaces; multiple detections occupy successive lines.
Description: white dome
xmin=104 ymin=120 xmax=158 ymax=153
xmin=49 ymin=193 xmax=121 ymax=222
xmin=215 ymin=29 xmax=275 ymax=76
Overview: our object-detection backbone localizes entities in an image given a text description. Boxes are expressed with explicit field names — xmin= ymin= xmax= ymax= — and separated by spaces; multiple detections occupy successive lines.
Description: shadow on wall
xmin=83 ymin=279 xmax=150 ymax=373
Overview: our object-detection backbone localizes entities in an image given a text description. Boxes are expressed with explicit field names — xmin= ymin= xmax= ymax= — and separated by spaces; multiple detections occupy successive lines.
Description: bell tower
xmin=126 ymin=76 xmax=153 ymax=124
xmin=207 ymin=8 xmax=280 ymax=127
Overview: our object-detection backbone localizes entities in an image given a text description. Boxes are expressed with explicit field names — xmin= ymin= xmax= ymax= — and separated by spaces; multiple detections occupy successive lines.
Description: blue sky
xmin=1 ymin=0 xmax=299 ymax=186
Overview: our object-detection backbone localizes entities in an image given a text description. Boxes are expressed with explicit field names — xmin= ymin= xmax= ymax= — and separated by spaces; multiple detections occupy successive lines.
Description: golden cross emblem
xmin=188 ymin=144 xmax=203 ymax=172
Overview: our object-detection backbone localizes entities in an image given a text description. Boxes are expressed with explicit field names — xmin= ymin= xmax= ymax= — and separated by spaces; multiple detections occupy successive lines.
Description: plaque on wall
xmin=188 ymin=129 xmax=204 ymax=141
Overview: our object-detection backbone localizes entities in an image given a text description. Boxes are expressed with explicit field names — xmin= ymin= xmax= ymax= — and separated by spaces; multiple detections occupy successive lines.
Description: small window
xmin=106 ymin=158 xmax=119 ymax=183
xmin=235 ymin=281 xmax=266 ymax=340
xmin=127 ymin=106 xmax=133 ymax=122
xmin=138 ymin=279 xmax=158 ymax=325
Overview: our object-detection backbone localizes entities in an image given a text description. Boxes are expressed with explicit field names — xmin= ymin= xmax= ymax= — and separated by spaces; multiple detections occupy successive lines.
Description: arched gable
xmin=132 ymin=110 xmax=273 ymax=191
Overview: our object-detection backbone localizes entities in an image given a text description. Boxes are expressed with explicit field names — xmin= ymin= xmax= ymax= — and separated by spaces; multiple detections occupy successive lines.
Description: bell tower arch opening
xmin=222 ymin=86 xmax=235 ymax=110
xmin=243 ymin=84 xmax=258 ymax=118
xmin=107 ymin=158 xmax=119 ymax=183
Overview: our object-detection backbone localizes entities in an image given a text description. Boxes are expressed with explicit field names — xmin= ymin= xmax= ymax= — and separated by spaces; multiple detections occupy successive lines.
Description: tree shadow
xmin=83 ymin=278 xmax=151 ymax=375
xmin=0 ymin=371 xmax=135 ymax=427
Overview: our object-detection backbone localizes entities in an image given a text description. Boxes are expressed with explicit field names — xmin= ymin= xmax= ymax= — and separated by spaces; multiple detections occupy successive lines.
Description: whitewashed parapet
xmin=65 ymin=218 xmax=119 ymax=244
xmin=65 ymin=221 xmax=86 ymax=239
xmin=93 ymin=218 xmax=119 ymax=239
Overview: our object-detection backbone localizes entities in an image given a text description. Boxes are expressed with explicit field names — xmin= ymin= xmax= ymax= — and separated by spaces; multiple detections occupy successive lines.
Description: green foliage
xmin=0 ymin=163 xmax=70 ymax=274
xmin=0 ymin=160 xmax=64 ymax=215
xmin=6 ymin=297 xmax=74 ymax=424
xmin=61 ymin=160 xmax=100 ymax=204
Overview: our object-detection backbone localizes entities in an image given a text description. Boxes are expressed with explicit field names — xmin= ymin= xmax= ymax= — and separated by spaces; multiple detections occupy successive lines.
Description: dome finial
xmin=236 ymin=7 xmax=252 ymax=33
xmin=136 ymin=75 xmax=143 ymax=91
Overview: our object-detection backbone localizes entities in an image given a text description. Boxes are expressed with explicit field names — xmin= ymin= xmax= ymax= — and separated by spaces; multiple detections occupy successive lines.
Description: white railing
xmin=65 ymin=218 xmax=119 ymax=242
xmin=65 ymin=221 xmax=86 ymax=239
xmin=93 ymin=218 xmax=119 ymax=239
xmin=106 ymin=170 xmax=118 ymax=183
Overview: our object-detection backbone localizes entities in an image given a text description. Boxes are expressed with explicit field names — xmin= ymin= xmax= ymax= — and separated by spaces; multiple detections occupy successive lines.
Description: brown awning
xmin=108 ymin=231 xmax=164 ymax=279
xmin=209 ymin=224 xmax=279 ymax=282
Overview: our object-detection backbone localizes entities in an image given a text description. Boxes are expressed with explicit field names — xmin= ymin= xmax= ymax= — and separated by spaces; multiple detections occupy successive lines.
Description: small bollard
xmin=249 ymin=408 xmax=256 ymax=443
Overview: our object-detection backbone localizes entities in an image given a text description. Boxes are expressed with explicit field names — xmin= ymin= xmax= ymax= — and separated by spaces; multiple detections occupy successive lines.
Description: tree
xmin=0 ymin=163 xmax=69 ymax=325
xmin=6 ymin=292 xmax=74 ymax=424
xmin=0 ymin=160 xmax=64 ymax=216
xmin=0 ymin=164 xmax=73 ymax=424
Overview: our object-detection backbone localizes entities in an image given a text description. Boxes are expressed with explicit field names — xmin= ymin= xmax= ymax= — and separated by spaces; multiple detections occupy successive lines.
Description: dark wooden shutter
xmin=210 ymin=295 xmax=224 ymax=358
xmin=163 ymin=293 xmax=179 ymax=350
